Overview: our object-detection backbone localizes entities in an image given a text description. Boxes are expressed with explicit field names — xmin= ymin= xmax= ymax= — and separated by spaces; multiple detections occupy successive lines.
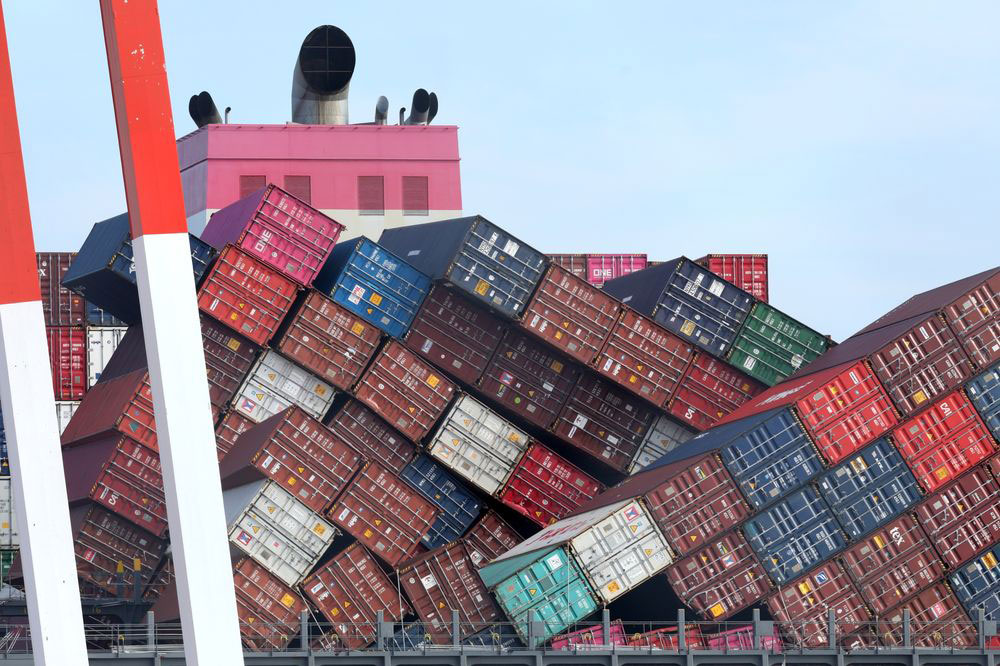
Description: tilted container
xmin=915 ymin=465 xmax=1000 ymax=567
xmin=463 ymin=510 xmax=523 ymax=568
xmin=61 ymin=368 xmax=156 ymax=449
xmin=586 ymin=254 xmax=647 ymax=287
xmin=324 ymin=400 xmax=415 ymax=475
xmin=54 ymin=401 xmax=79 ymax=435
xmin=938 ymin=268 xmax=1000 ymax=368
xmin=86 ymin=326 xmax=128 ymax=388
xmin=950 ymin=543 xmax=1000 ymax=621
xmin=880 ymin=583 xmax=975 ymax=648
xmin=550 ymin=620 xmax=626 ymax=649
xmin=697 ymin=254 xmax=769 ymax=303
xmin=767 ymin=561 xmax=871 ymax=648
xmin=546 ymin=254 xmax=587 ymax=281
xmin=401 ymin=455 xmax=482 ymax=549
xmin=0 ymin=479 xmax=17 ymax=549
xmin=727 ymin=301 xmax=831 ymax=386
xmin=627 ymin=625 xmax=707 ymax=650
xmin=233 ymin=350 xmax=335 ymax=423
xmin=497 ymin=441 xmax=604 ymax=527
xmin=233 ymin=557 xmax=307 ymax=651
xmin=37 ymin=252 xmax=85 ymax=326
xmin=628 ymin=414 xmax=696 ymax=474
xmin=70 ymin=503 xmax=167 ymax=596
xmin=215 ymin=409 xmax=254 ymax=463
xmin=668 ymin=353 xmax=764 ymax=431
xmin=966 ymin=360 xmax=1000 ymax=441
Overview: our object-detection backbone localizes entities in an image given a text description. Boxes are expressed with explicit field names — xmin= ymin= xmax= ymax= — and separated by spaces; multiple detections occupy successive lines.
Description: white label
xmin=791 ymin=354 xmax=804 ymax=368
xmin=546 ymin=553 xmax=563 ymax=569
xmin=407 ymin=250 xmax=421 ymax=257
xmin=349 ymin=285 xmax=366 ymax=304
xmin=572 ymin=414 xmax=589 ymax=429
xmin=742 ymin=356 xmax=757 ymax=370
xmin=503 ymin=240 xmax=520 ymax=256
xmin=421 ymin=574 xmax=438 ymax=590
xmin=708 ymin=280 xmax=725 ymax=297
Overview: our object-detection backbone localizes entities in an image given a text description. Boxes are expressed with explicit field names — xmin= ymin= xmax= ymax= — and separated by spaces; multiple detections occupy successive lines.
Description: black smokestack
xmin=291 ymin=25 xmax=356 ymax=124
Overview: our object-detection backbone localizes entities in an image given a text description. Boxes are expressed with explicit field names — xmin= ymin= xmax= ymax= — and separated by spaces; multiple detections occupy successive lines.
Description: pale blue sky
xmin=5 ymin=2 xmax=998 ymax=339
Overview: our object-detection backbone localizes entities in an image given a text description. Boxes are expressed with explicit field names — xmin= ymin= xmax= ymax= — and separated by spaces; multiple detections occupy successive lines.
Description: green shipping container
xmin=0 ymin=550 xmax=14 ymax=580
xmin=478 ymin=546 xmax=597 ymax=646
xmin=727 ymin=302 xmax=831 ymax=386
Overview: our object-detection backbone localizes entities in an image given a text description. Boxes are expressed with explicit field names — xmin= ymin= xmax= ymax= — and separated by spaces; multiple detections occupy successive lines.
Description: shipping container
xmin=727 ymin=302 xmax=831 ymax=386
xmin=87 ymin=324 xmax=146 ymax=385
xmin=233 ymin=557 xmax=307 ymax=651
xmin=401 ymin=455 xmax=482 ymax=549
xmin=498 ymin=441 xmax=604 ymax=527
xmin=841 ymin=514 xmax=945 ymax=614
xmin=478 ymin=330 xmax=581 ymax=429
xmin=546 ymin=254 xmax=587 ymax=281
xmin=817 ymin=439 xmax=921 ymax=539
xmin=892 ymin=390 xmax=995 ymax=492
xmin=767 ymin=561 xmax=871 ymax=648
xmin=55 ymin=401 xmax=79 ymax=435
xmin=200 ymin=316 xmax=261 ymax=412
xmin=880 ymin=583 xmax=975 ymax=648
xmin=697 ymin=254 xmax=769 ymax=303
xmin=46 ymin=326 xmax=86 ymax=400
xmin=628 ymin=415 xmax=696 ymax=474
xmin=201 ymin=183 xmax=343 ymax=286
xmin=60 ymin=369 xmax=156 ymax=449
xmin=64 ymin=213 xmax=216 ymax=324
xmin=276 ymin=291 xmax=380 ymax=391
xmin=233 ymin=350 xmax=335 ymax=423
xmin=324 ymin=400 xmax=415 ymax=475
xmin=215 ymin=409 xmax=254 ymax=463
xmin=586 ymin=254 xmax=648 ymax=287
xmin=71 ymin=503 xmax=167 ymax=596
xmin=85 ymin=301 xmax=124 ymax=327
xmin=665 ymin=531 xmax=771 ymax=620
xmin=301 ymin=543 xmax=411 ymax=649
xmin=915 ymin=466 xmax=1000 ymax=568
xmin=602 ymin=258 xmax=754 ymax=358
xmin=742 ymin=485 xmax=846 ymax=585
xmin=521 ymin=264 xmax=621 ymax=364
xmin=379 ymin=216 xmax=548 ymax=320
xmin=0 ymin=479 xmax=17 ymax=549
xmin=403 ymin=285 xmax=505 ymax=386
xmin=86 ymin=326 xmax=128 ymax=387
xmin=706 ymin=625 xmax=782 ymax=651
xmin=326 ymin=462 xmax=438 ymax=567
xmin=198 ymin=245 xmax=298 ymax=346
xmin=950 ymin=544 xmax=1000 ymax=621
xmin=966 ymin=361 xmax=1000 ymax=441
xmin=462 ymin=625 xmax=524 ymax=649
xmin=550 ymin=620 xmax=626 ymax=649
xmin=939 ymin=268 xmax=1000 ymax=368
xmin=668 ymin=353 xmax=764 ymax=431
xmin=463 ymin=510 xmax=523 ymax=568
xmin=313 ymin=237 xmax=430 ymax=338
xmin=552 ymin=372 xmax=658 ymax=472
xmin=399 ymin=542 xmax=502 ymax=643
xmin=37 ymin=252 xmax=85 ymax=326
xmin=626 ymin=625 xmax=706 ymax=650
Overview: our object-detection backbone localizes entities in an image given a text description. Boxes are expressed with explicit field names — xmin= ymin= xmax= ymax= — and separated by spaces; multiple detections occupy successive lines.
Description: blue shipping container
xmin=743 ymin=485 xmax=846 ymax=585
xmin=720 ymin=407 xmax=824 ymax=509
xmin=85 ymin=301 xmax=125 ymax=327
xmin=313 ymin=237 xmax=430 ymax=339
xmin=950 ymin=544 xmax=1000 ymax=620
xmin=379 ymin=216 xmax=548 ymax=320
xmin=387 ymin=623 xmax=428 ymax=650
xmin=966 ymin=361 xmax=1000 ymax=443
xmin=463 ymin=625 xmax=524 ymax=649
xmin=817 ymin=438 xmax=921 ymax=539
xmin=602 ymin=258 xmax=754 ymax=357
xmin=401 ymin=455 xmax=481 ymax=548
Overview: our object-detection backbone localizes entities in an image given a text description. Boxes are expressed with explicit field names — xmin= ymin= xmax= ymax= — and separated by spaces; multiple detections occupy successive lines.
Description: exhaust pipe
xmin=403 ymin=88 xmax=430 ymax=125
xmin=292 ymin=25 xmax=356 ymax=124
xmin=188 ymin=91 xmax=221 ymax=128
xmin=399 ymin=107 xmax=405 ymax=125
xmin=427 ymin=92 xmax=438 ymax=124
xmin=374 ymin=96 xmax=389 ymax=125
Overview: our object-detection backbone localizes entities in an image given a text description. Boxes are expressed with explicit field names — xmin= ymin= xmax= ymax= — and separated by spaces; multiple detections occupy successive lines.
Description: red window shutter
xmin=358 ymin=176 xmax=384 ymax=215
xmin=402 ymin=176 xmax=429 ymax=216
xmin=284 ymin=175 xmax=312 ymax=204
xmin=239 ymin=175 xmax=266 ymax=200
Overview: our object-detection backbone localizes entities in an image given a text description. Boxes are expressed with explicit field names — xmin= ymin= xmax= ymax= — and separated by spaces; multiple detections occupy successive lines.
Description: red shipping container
xmin=586 ymin=254 xmax=647 ymax=286
xmin=399 ymin=542 xmax=502 ymax=643
xmin=219 ymin=407 xmax=362 ymax=514
xmin=63 ymin=434 xmax=167 ymax=537
xmin=478 ymin=330 xmax=581 ymax=430
xmin=768 ymin=561 xmax=871 ymax=648
xmin=200 ymin=183 xmax=343 ymax=286
xmin=551 ymin=372 xmax=657 ymax=472
xmin=546 ymin=254 xmax=587 ymax=281
xmin=940 ymin=269 xmax=1000 ymax=368
xmin=71 ymin=503 xmax=167 ymax=596
xmin=915 ymin=465 xmax=1000 ymax=567
xmin=550 ymin=620 xmax=626 ymax=649
xmin=46 ymin=326 xmax=87 ymax=400
xmin=892 ymin=390 xmax=994 ymax=492
xmin=668 ymin=353 xmax=764 ymax=431
xmin=698 ymin=254 xmax=769 ymax=303
xmin=869 ymin=314 xmax=974 ymax=415
xmin=463 ymin=510 xmax=522 ymax=568
xmin=666 ymin=531 xmax=771 ymax=620
xmin=37 ymin=252 xmax=85 ymax=326
xmin=197 ymin=245 xmax=298 ymax=346
xmin=841 ymin=514 xmax=945 ymax=614
xmin=497 ymin=442 xmax=604 ymax=527
xmin=301 ymin=543 xmax=412 ymax=649
xmin=521 ymin=264 xmax=621 ymax=364
xmin=879 ymin=583 xmax=975 ymax=648
xmin=276 ymin=291 xmax=381 ymax=391
xmin=626 ymin=625 xmax=706 ymax=650
xmin=594 ymin=309 xmax=695 ymax=408
xmin=325 ymin=400 xmax=415 ymax=475
xmin=61 ymin=369 xmax=156 ymax=449
xmin=233 ymin=557 xmax=307 ymax=651
xmin=201 ymin=316 xmax=260 ymax=411
xmin=326 ymin=461 xmax=439 ymax=567
xmin=353 ymin=341 xmax=456 ymax=443
xmin=215 ymin=410 xmax=254 ymax=462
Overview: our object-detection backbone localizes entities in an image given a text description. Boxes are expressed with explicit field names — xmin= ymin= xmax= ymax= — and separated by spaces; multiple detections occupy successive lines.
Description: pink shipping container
xmin=497 ymin=442 xmax=604 ymax=527
xmin=627 ymin=625 xmax=706 ymax=650
xmin=697 ymin=254 xmax=769 ymax=303
xmin=550 ymin=620 xmax=626 ymax=649
xmin=47 ymin=326 xmax=87 ymax=400
xmin=586 ymin=254 xmax=647 ymax=287
xmin=706 ymin=625 xmax=782 ymax=651
xmin=200 ymin=183 xmax=343 ymax=286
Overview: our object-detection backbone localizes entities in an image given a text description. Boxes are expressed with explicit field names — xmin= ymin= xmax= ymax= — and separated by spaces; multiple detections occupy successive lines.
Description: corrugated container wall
xmin=60 ymin=369 xmax=156 ymax=449
xmin=86 ymin=327 xmax=128 ymax=388
xmin=727 ymin=302 xmax=831 ymax=386
xmin=586 ymin=254 xmax=647 ymax=287
xmin=949 ymin=543 xmax=1000 ymax=620
xmin=325 ymin=400 xmax=415 ymax=475
xmin=0 ymin=479 xmax=17 ymax=549
xmin=464 ymin=510 xmax=522 ymax=568
xmin=55 ymin=401 xmax=79 ymax=435
xmin=47 ymin=327 xmax=87 ymax=400
xmin=498 ymin=442 xmax=604 ymax=527
xmin=880 ymin=583 xmax=974 ymax=648
xmin=71 ymin=504 xmax=167 ymax=596
xmin=215 ymin=410 xmax=254 ymax=462
xmin=966 ymin=361 xmax=1000 ymax=441
xmin=914 ymin=465 xmax=1000 ymax=568
xmin=233 ymin=350 xmax=335 ymax=423
xmin=200 ymin=316 xmax=261 ymax=412
xmin=401 ymin=455 xmax=481 ymax=548
xmin=37 ymin=252 xmax=85 ymax=326
xmin=939 ymin=269 xmax=1000 ymax=368
xmin=546 ymin=254 xmax=587 ymax=281
xmin=698 ymin=254 xmax=769 ymax=303
xmin=550 ymin=620 xmax=627 ymax=649
xmin=233 ymin=558 xmax=306 ymax=651
xmin=629 ymin=415 xmax=695 ymax=474
xmin=668 ymin=353 xmax=764 ymax=431
xmin=767 ymin=561 xmax=871 ymax=648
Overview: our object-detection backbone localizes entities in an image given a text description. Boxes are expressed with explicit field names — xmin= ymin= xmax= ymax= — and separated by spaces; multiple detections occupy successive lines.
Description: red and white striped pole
xmin=98 ymin=1 xmax=244 ymax=663
xmin=0 ymin=4 xmax=89 ymax=664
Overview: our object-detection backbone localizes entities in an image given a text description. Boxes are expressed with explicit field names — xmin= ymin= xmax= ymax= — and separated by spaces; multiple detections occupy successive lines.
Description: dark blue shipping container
xmin=720 ymin=407 xmax=824 ymax=510
xmin=62 ymin=213 xmax=217 ymax=324
xmin=387 ymin=623 xmax=428 ymax=649
xmin=966 ymin=361 xmax=1000 ymax=442
xmin=742 ymin=485 xmax=846 ymax=585
xmin=463 ymin=625 xmax=524 ymax=648
xmin=378 ymin=216 xmax=548 ymax=320
xmin=400 ymin=455 xmax=481 ymax=549
xmin=85 ymin=301 xmax=125 ymax=327
xmin=313 ymin=237 xmax=430 ymax=339
xmin=950 ymin=544 xmax=1000 ymax=620
xmin=817 ymin=438 xmax=921 ymax=539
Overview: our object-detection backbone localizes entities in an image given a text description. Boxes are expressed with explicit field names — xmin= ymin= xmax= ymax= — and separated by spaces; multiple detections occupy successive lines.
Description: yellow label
xmin=798 ymin=581 xmax=812 ymax=595
xmin=605 ymin=581 xmax=621 ymax=594
xmin=913 ymin=390 xmax=927 ymax=404
xmin=934 ymin=466 xmax=949 ymax=480
xmin=351 ymin=322 xmax=365 ymax=335
xmin=230 ymin=312 xmax=239 ymax=321
xmin=427 ymin=374 xmax=440 ymax=388
xmin=873 ymin=535 xmax=886 ymax=549
xmin=280 ymin=594 xmax=296 ymax=608
xmin=314 ymin=524 xmax=326 ymax=536
xmin=984 ymin=552 xmax=998 ymax=568
xmin=374 ymin=519 xmax=382 ymax=526
xmin=475 ymin=280 xmax=490 ymax=295
xmin=628 ymin=375 xmax=637 ymax=384
xmin=370 ymin=293 xmax=383 ymax=306
xmin=330 ymin=607 xmax=340 ymax=616
xmin=551 ymin=360 xmax=564 ymax=373
xmin=363 ymin=529 xmax=373 ymax=538
xmin=509 ymin=433 xmax=522 ymax=443
xmin=555 ymin=331 xmax=563 ymax=340
xmin=709 ymin=603 xmax=726 ymax=618
xmin=287 ymin=477 xmax=296 ymax=486
xmin=680 ymin=320 xmax=696 ymax=336
xmin=227 ymin=338 xmax=242 ymax=351
xmin=438 ymin=601 xmax=446 ymax=609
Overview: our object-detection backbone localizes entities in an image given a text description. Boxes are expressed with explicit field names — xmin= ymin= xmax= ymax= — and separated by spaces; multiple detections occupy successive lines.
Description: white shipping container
xmin=0 ymin=478 xmax=17 ymax=549
xmin=233 ymin=350 xmax=336 ymax=423
xmin=627 ymin=415 xmax=695 ymax=474
xmin=427 ymin=394 xmax=530 ymax=496
xmin=86 ymin=327 xmax=129 ymax=387
xmin=55 ymin=401 xmax=80 ymax=435
xmin=224 ymin=479 xmax=337 ymax=586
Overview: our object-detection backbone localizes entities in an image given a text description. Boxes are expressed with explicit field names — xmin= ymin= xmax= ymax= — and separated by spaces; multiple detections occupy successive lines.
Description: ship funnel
xmin=374 ymin=96 xmax=389 ymax=124
xmin=403 ymin=88 xmax=430 ymax=125
xmin=189 ymin=91 xmax=222 ymax=128
xmin=427 ymin=92 xmax=439 ymax=124
xmin=292 ymin=25 xmax=356 ymax=124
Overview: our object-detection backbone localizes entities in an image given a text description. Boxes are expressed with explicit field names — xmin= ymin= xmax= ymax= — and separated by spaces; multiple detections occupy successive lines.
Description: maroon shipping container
xmin=551 ymin=372 xmax=657 ymax=472
xmin=219 ymin=407 xmax=363 ymax=514
xmin=353 ymin=341 xmax=456 ymax=442
xmin=197 ymin=245 xmax=299 ymax=346
xmin=546 ymin=254 xmax=587 ymax=281
xmin=46 ymin=326 xmax=87 ymax=400
xmin=666 ymin=531 xmax=771 ymax=620
xmin=301 ymin=543 xmax=412 ymax=649
xmin=276 ymin=291 xmax=381 ymax=391
xmin=594 ymin=309 xmax=695 ymax=408
xmin=915 ymin=465 xmax=1000 ymax=567
xmin=326 ymin=461 xmax=439 ymax=567
xmin=841 ymin=514 xmax=945 ymax=614
xmin=767 ymin=561 xmax=871 ymax=648
xmin=398 ymin=542 xmax=502 ymax=643
xmin=325 ymin=400 xmax=415 ymax=475
xmin=497 ymin=442 xmax=604 ymax=527
xmin=463 ymin=510 xmax=522 ymax=568
xmin=627 ymin=625 xmax=706 ymax=650
xmin=697 ymin=254 xmax=769 ymax=303
xmin=880 ymin=583 xmax=975 ymax=648
xmin=201 ymin=316 xmax=261 ymax=411
xmin=520 ymin=264 xmax=621 ymax=364
xmin=63 ymin=434 xmax=167 ymax=537
xmin=61 ymin=369 xmax=156 ymax=449
xmin=478 ymin=330 xmax=581 ymax=430
xmin=200 ymin=184 xmax=343 ymax=286
xmin=668 ymin=353 xmax=764 ymax=431
xmin=233 ymin=557 xmax=307 ymax=651
xmin=37 ymin=252 xmax=85 ymax=326
xmin=215 ymin=410 xmax=254 ymax=462
xmin=940 ymin=269 xmax=1000 ymax=368
xmin=586 ymin=254 xmax=647 ymax=287
xmin=72 ymin=503 xmax=167 ymax=596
